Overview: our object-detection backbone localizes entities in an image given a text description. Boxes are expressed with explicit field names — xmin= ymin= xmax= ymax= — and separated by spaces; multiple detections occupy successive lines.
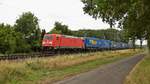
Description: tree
xmin=14 ymin=12 xmax=41 ymax=51
xmin=0 ymin=23 xmax=30 ymax=54
xmin=0 ymin=24 xmax=15 ymax=54
xmin=81 ymin=0 xmax=150 ymax=49
xmin=72 ymin=29 xmax=128 ymax=42
xmin=49 ymin=22 xmax=72 ymax=35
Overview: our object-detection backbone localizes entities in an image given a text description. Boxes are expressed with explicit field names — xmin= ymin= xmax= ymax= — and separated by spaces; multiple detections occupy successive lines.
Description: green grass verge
xmin=0 ymin=49 xmax=143 ymax=84
xmin=124 ymin=53 xmax=150 ymax=84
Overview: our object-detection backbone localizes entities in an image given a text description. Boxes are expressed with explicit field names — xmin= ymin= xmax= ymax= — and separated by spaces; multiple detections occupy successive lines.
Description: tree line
xmin=49 ymin=22 xmax=128 ymax=42
xmin=0 ymin=11 xmax=129 ymax=54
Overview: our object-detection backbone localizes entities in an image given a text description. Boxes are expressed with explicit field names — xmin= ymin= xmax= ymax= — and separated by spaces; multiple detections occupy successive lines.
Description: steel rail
xmin=0 ymin=52 xmax=55 ymax=61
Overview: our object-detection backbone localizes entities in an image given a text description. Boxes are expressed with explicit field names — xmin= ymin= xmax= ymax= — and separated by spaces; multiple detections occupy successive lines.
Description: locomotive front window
xmin=44 ymin=35 xmax=53 ymax=40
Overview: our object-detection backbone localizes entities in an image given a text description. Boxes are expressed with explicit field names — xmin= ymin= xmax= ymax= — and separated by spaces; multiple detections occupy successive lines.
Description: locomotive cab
xmin=42 ymin=34 xmax=53 ymax=45
xmin=42 ymin=34 xmax=54 ymax=50
xmin=42 ymin=34 xmax=61 ymax=50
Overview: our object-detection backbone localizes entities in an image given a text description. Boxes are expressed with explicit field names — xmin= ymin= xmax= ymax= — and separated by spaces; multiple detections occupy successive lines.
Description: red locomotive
xmin=42 ymin=34 xmax=84 ymax=50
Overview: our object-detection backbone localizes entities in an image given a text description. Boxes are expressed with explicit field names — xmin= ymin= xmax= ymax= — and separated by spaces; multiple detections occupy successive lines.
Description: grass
xmin=124 ymin=52 xmax=150 ymax=84
xmin=0 ymin=49 xmax=143 ymax=84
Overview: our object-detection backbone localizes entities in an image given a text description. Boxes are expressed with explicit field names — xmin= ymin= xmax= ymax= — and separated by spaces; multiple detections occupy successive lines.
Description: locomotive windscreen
xmin=43 ymin=35 xmax=53 ymax=40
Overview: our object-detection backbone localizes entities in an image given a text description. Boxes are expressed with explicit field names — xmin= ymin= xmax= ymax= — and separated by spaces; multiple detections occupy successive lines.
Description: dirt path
xmin=54 ymin=54 xmax=145 ymax=84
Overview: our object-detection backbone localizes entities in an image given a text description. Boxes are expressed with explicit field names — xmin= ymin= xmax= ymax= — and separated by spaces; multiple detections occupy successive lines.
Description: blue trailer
xmin=84 ymin=37 xmax=111 ymax=49
xmin=111 ymin=41 xmax=130 ymax=49
xmin=84 ymin=37 xmax=99 ymax=48
xmin=100 ymin=40 xmax=111 ymax=49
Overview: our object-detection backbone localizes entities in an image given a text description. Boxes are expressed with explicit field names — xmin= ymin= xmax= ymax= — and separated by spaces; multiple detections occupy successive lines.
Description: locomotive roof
xmin=62 ymin=35 xmax=80 ymax=39
xmin=47 ymin=34 xmax=80 ymax=39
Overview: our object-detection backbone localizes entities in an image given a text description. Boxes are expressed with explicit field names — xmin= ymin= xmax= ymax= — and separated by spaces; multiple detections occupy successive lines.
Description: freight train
xmin=42 ymin=34 xmax=131 ymax=51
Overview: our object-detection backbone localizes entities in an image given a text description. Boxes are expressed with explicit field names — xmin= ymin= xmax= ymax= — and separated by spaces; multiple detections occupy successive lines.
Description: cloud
xmin=0 ymin=0 xmax=110 ymax=31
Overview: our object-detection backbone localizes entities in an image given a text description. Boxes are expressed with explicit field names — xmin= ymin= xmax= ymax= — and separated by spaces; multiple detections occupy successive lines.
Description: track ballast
xmin=0 ymin=52 xmax=55 ymax=61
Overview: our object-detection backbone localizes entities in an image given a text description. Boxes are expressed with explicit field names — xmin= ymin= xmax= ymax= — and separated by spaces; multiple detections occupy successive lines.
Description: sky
xmin=0 ymin=0 xmax=147 ymax=45
xmin=0 ymin=0 xmax=110 ymax=32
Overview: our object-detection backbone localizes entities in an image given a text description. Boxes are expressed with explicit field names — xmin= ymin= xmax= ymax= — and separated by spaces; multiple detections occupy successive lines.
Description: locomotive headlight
xmin=42 ymin=42 xmax=45 ymax=44
xmin=49 ymin=42 xmax=52 ymax=44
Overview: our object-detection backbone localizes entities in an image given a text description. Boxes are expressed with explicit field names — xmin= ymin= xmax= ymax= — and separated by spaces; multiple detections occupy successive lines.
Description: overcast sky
xmin=0 ymin=0 xmax=110 ymax=32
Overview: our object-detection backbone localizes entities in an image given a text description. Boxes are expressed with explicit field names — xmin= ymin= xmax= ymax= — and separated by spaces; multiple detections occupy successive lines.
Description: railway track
xmin=0 ymin=52 xmax=55 ymax=61
xmin=0 ymin=49 xmax=131 ymax=61
xmin=0 ymin=49 xmax=85 ymax=61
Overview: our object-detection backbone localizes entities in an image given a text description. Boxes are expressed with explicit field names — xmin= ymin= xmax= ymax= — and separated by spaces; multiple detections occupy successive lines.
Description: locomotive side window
xmin=44 ymin=35 xmax=53 ymax=40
